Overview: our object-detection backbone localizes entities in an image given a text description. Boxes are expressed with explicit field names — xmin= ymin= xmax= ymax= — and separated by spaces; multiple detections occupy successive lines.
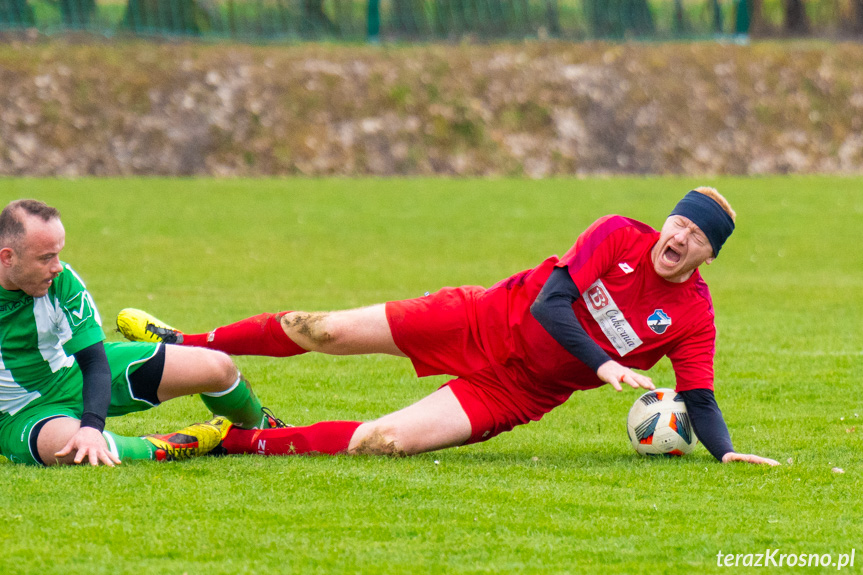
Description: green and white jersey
xmin=0 ymin=263 xmax=105 ymax=417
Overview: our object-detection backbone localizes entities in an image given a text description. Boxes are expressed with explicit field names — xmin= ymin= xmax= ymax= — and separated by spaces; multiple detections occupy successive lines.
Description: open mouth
xmin=663 ymin=246 xmax=681 ymax=264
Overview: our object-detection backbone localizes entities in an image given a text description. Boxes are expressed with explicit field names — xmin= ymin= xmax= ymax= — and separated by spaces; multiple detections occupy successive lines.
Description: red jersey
xmin=473 ymin=215 xmax=716 ymax=412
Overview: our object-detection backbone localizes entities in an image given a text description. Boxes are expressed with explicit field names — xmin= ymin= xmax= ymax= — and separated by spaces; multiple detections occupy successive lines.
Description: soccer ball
xmin=626 ymin=388 xmax=697 ymax=456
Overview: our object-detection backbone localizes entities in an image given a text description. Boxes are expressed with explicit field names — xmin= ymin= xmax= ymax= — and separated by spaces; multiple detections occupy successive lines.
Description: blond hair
xmin=692 ymin=186 xmax=735 ymax=223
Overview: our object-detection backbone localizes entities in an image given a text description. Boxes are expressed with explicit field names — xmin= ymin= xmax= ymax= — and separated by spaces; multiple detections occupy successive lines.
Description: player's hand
xmin=721 ymin=452 xmax=780 ymax=466
xmin=55 ymin=426 xmax=121 ymax=467
xmin=596 ymin=360 xmax=654 ymax=392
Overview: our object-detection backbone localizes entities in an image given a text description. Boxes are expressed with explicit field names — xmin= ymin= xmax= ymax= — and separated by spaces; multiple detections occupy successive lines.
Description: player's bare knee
xmin=281 ymin=311 xmax=334 ymax=350
xmin=350 ymin=424 xmax=407 ymax=457
xmin=208 ymin=350 xmax=239 ymax=390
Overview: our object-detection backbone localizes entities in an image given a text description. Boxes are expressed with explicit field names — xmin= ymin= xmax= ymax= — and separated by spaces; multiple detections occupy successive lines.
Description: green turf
xmin=0 ymin=176 xmax=860 ymax=574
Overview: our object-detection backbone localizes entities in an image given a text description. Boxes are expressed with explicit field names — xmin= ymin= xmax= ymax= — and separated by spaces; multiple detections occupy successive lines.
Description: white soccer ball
xmin=626 ymin=388 xmax=697 ymax=456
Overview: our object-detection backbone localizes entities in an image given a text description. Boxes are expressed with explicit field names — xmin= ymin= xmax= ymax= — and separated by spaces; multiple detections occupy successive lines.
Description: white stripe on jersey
xmin=0 ymin=378 xmax=42 ymax=416
xmin=33 ymin=295 xmax=75 ymax=373
xmin=0 ymin=328 xmax=43 ymax=416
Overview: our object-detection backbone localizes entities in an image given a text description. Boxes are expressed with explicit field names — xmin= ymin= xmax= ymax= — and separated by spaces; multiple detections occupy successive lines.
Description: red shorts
xmin=386 ymin=287 xmax=553 ymax=444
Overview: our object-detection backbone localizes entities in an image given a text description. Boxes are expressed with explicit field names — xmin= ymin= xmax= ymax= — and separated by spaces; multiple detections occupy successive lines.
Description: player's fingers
xmin=55 ymin=444 xmax=72 ymax=457
xmin=607 ymin=377 xmax=623 ymax=392
xmin=752 ymin=455 xmax=780 ymax=466
xmin=637 ymin=375 xmax=655 ymax=390
xmin=74 ymin=447 xmax=87 ymax=465
xmin=626 ymin=370 xmax=651 ymax=387
xmin=103 ymin=448 xmax=120 ymax=466
xmin=622 ymin=373 xmax=640 ymax=389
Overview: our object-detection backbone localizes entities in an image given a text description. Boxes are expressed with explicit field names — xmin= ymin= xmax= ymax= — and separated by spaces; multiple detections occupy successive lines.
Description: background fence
xmin=1 ymin=0 xmax=862 ymax=41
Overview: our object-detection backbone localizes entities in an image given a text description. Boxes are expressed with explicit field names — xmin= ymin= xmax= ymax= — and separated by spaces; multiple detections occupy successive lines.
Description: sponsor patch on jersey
xmin=582 ymin=279 xmax=643 ymax=356
xmin=647 ymin=309 xmax=672 ymax=335
xmin=586 ymin=284 xmax=609 ymax=310
xmin=618 ymin=262 xmax=634 ymax=274
xmin=64 ymin=291 xmax=95 ymax=327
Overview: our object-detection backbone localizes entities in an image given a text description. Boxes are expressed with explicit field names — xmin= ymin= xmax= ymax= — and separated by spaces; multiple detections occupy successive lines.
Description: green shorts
xmin=0 ymin=342 xmax=161 ymax=466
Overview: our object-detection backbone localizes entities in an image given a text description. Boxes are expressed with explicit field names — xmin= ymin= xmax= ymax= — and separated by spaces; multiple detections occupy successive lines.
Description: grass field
xmin=0 ymin=176 xmax=861 ymax=574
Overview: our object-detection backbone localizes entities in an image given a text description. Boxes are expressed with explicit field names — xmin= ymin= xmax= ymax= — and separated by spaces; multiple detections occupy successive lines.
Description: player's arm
xmin=677 ymin=388 xmax=733 ymax=461
xmin=679 ymin=389 xmax=779 ymax=466
xmin=530 ymin=266 xmax=654 ymax=392
xmin=54 ymin=341 xmax=121 ymax=466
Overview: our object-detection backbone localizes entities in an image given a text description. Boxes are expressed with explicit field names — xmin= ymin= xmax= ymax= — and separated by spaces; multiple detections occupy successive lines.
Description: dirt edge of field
xmin=1 ymin=39 xmax=862 ymax=176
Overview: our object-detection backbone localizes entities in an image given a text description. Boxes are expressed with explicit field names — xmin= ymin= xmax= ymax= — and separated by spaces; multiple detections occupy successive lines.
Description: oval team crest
xmin=647 ymin=309 xmax=672 ymax=334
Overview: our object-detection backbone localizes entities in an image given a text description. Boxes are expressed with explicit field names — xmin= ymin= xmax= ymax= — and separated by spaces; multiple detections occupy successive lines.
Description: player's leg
xmin=101 ymin=342 xmax=252 ymax=461
xmin=37 ymin=416 xmax=100 ymax=465
xmin=34 ymin=416 xmax=159 ymax=465
xmin=32 ymin=415 xmax=229 ymax=465
xmin=220 ymin=385 xmax=472 ymax=457
xmin=117 ymin=305 xmax=405 ymax=357
xmin=0 ymin=409 xmax=157 ymax=466
xmin=279 ymin=304 xmax=405 ymax=356
xmin=118 ymin=308 xmax=303 ymax=356
xmin=0 ymin=343 xmax=246 ymax=466
xmin=154 ymin=344 xmax=272 ymax=430
xmin=349 ymin=385 xmax=471 ymax=455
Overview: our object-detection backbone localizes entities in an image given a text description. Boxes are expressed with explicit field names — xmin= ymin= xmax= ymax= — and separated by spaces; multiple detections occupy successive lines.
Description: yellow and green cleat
xmin=117 ymin=308 xmax=183 ymax=344
xmin=145 ymin=416 xmax=233 ymax=461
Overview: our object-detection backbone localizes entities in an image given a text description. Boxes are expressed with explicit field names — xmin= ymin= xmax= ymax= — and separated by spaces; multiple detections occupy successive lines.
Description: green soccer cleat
xmin=145 ymin=416 xmax=233 ymax=461
xmin=117 ymin=308 xmax=183 ymax=344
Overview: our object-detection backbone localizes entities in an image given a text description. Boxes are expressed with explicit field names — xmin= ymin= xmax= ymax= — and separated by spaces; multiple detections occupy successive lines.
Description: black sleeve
xmin=678 ymin=388 xmax=735 ymax=462
xmin=530 ymin=265 xmax=613 ymax=373
xmin=74 ymin=341 xmax=112 ymax=433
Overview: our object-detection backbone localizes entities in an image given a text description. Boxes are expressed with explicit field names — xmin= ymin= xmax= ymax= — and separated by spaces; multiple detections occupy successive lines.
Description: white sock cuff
xmin=102 ymin=430 xmax=120 ymax=459
xmin=201 ymin=375 xmax=241 ymax=398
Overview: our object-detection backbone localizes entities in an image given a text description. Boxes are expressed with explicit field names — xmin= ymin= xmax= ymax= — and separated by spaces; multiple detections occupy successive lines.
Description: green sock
xmin=102 ymin=431 xmax=157 ymax=461
xmin=200 ymin=375 xmax=268 ymax=429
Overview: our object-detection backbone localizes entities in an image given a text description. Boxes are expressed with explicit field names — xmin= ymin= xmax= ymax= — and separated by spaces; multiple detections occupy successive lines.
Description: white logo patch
xmin=582 ymin=279 xmax=643 ymax=356
xmin=618 ymin=262 xmax=634 ymax=274
xmin=64 ymin=291 xmax=95 ymax=327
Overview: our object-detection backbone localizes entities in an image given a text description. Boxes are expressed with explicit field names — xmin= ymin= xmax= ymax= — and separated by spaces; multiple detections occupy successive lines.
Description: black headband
xmin=669 ymin=191 xmax=735 ymax=256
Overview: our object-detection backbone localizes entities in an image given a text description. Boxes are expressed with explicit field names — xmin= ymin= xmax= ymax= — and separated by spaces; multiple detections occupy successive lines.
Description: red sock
xmin=181 ymin=312 xmax=307 ymax=357
xmin=221 ymin=421 xmax=362 ymax=456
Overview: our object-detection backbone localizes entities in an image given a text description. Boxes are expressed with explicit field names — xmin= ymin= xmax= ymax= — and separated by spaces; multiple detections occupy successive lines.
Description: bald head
xmin=0 ymin=200 xmax=62 ymax=250
xmin=0 ymin=200 xmax=65 ymax=296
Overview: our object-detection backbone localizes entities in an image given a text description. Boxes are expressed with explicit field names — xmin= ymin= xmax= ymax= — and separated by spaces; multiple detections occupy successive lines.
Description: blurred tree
xmin=673 ymin=0 xmax=689 ymax=34
xmin=59 ymin=0 xmax=95 ymax=28
xmin=301 ymin=0 xmax=339 ymax=36
xmin=783 ymin=0 xmax=809 ymax=34
xmin=855 ymin=0 xmax=863 ymax=34
xmin=585 ymin=0 xmax=654 ymax=37
xmin=433 ymin=0 xmax=519 ymax=37
xmin=544 ymin=0 xmax=560 ymax=36
xmin=392 ymin=0 xmax=423 ymax=36
xmin=121 ymin=0 xmax=211 ymax=34
xmin=0 ymin=0 xmax=34 ymax=26
xmin=709 ymin=0 xmax=722 ymax=32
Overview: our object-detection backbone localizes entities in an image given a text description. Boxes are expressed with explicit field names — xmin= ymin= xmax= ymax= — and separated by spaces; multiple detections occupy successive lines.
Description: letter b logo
xmin=587 ymin=286 xmax=608 ymax=310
